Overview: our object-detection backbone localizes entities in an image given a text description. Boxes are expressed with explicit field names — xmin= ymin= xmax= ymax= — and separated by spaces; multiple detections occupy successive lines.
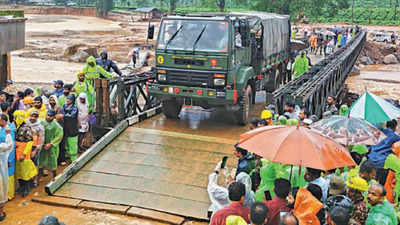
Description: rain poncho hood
xmin=100 ymin=49 xmax=108 ymax=59
xmin=86 ymin=56 xmax=97 ymax=66
xmin=235 ymin=172 xmax=255 ymax=206
xmin=339 ymin=104 xmax=349 ymax=116
xmin=293 ymin=188 xmax=323 ymax=225
xmin=278 ymin=116 xmax=287 ymax=125
xmin=366 ymin=201 xmax=398 ymax=225
xmin=225 ymin=215 xmax=247 ymax=225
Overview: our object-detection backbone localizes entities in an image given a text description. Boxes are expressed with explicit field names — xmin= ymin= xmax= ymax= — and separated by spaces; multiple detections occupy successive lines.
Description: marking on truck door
xmin=157 ymin=56 xmax=164 ymax=64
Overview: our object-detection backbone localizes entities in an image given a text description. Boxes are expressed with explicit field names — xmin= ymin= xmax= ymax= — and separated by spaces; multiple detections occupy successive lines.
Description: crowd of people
xmin=208 ymin=97 xmax=400 ymax=225
xmin=0 ymin=50 xmax=125 ymax=222
xmin=291 ymin=25 xmax=360 ymax=79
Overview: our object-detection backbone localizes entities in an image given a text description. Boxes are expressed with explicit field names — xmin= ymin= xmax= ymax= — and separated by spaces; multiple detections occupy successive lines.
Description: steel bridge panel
xmin=54 ymin=127 xmax=237 ymax=220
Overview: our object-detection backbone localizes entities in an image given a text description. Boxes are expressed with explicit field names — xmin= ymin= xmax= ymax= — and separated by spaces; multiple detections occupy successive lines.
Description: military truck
xmin=148 ymin=12 xmax=291 ymax=124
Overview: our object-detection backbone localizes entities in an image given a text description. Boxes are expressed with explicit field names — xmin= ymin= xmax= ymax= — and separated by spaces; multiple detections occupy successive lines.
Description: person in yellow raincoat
xmin=26 ymin=96 xmax=47 ymax=121
xmin=73 ymin=72 xmax=95 ymax=112
xmin=81 ymin=56 xmax=112 ymax=87
xmin=15 ymin=111 xmax=39 ymax=197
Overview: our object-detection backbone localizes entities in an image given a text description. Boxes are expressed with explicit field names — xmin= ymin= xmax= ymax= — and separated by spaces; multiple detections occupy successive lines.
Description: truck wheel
xmin=162 ymin=99 xmax=182 ymax=119
xmin=235 ymin=85 xmax=253 ymax=125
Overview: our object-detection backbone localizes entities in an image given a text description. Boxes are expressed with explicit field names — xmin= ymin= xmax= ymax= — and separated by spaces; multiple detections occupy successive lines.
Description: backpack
xmin=16 ymin=122 xmax=33 ymax=142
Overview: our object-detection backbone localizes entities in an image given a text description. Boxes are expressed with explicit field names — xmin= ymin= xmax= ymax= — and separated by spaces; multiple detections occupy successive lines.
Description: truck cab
xmin=148 ymin=13 xmax=290 ymax=124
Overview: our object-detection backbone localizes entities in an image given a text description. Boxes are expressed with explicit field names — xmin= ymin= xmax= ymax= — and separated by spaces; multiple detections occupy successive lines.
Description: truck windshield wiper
xmin=164 ymin=25 xmax=183 ymax=53
xmin=192 ymin=24 xmax=207 ymax=54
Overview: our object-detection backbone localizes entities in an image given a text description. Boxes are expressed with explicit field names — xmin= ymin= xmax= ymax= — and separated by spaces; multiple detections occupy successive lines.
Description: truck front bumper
xmin=148 ymin=83 xmax=235 ymax=105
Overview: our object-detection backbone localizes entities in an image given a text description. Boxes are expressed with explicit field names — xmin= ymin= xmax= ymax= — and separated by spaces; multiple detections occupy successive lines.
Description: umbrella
xmin=237 ymin=125 xmax=356 ymax=171
xmin=321 ymin=30 xmax=336 ymax=36
xmin=348 ymin=91 xmax=400 ymax=124
xmin=310 ymin=115 xmax=386 ymax=146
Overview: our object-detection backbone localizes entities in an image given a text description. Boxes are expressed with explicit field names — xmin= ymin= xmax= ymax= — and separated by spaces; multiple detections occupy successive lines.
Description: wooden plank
xmin=79 ymin=159 xmax=208 ymax=187
xmin=55 ymin=183 xmax=210 ymax=220
xmin=92 ymin=145 xmax=235 ymax=174
xmin=78 ymin=201 xmax=130 ymax=215
xmin=126 ymin=207 xmax=185 ymax=225
xmin=32 ymin=196 xmax=82 ymax=208
xmin=45 ymin=120 xmax=128 ymax=194
xmin=117 ymin=132 xmax=233 ymax=154
xmin=68 ymin=171 xmax=209 ymax=203
xmin=126 ymin=127 xmax=237 ymax=145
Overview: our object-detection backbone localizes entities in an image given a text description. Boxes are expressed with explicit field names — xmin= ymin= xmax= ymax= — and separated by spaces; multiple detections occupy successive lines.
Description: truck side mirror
xmin=147 ymin=24 xmax=155 ymax=40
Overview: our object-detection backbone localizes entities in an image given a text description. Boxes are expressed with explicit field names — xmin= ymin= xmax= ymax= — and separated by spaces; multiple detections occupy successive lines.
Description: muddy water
xmin=346 ymin=64 xmax=400 ymax=99
xmin=135 ymin=92 xmax=267 ymax=140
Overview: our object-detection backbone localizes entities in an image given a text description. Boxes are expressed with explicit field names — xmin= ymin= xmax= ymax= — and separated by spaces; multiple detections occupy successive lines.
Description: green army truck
xmin=148 ymin=12 xmax=291 ymax=124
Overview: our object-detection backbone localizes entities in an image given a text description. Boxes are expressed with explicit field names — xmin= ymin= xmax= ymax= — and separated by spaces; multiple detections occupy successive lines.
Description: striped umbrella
xmin=348 ymin=91 xmax=400 ymax=124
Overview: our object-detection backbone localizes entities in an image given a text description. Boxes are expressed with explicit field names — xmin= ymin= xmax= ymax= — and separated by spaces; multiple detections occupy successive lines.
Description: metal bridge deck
xmin=53 ymin=126 xmax=236 ymax=220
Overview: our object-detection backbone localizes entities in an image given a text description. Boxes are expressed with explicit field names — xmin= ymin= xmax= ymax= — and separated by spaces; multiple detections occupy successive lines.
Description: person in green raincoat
xmin=82 ymin=56 xmax=112 ymax=87
xmin=366 ymin=184 xmax=398 ymax=225
xmin=255 ymin=162 xmax=289 ymax=201
xmin=38 ymin=110 xmax=63 ymax=180
xmin=292 ymin=51 xmax=309 ymax=79
xmin=73 ymin=72 xmax=95 ymax=112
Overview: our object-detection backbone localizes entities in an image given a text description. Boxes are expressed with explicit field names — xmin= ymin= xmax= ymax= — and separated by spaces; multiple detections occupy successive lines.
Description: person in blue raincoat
xmin=2 ymin=118 xmax=15 ymax=201
xmin=0 ymin=114 xmax=14 ymax=222
xmin=368 ymin=120 xmax=400 ymax=169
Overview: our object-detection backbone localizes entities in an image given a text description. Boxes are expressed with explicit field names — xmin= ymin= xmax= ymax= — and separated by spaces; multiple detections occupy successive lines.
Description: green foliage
xmin=312 ymin=7 xmax=400 ymax=25
xmin=0 ymin=10 xmax=24 ymax=18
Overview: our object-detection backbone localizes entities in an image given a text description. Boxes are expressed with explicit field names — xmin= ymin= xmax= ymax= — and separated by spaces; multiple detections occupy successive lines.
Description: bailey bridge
xmin=35 ymin=31 xmax=367 ymax=224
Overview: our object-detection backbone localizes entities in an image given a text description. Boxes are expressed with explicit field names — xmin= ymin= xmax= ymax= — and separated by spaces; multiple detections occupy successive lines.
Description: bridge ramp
xmin=54 ymin=126 xmax=236 ymax=220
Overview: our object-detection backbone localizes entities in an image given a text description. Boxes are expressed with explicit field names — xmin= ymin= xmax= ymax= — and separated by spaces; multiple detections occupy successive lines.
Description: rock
xmin=381 ymin=45 xmax=397 ymax=56
xmin=360 ymin=56 xmax=373 ymax=65
xmin=82 ymin=47 xmax=98 ymax=57
xmin=383 ymin=54 xmax=398 ymax=64
xmin=350 ymin=65 xmax=360 ymax=76
xmin=70 ymin=50 xmax=89 ymax=63
xmin=63 ymin=43 xmax=86 ymax=56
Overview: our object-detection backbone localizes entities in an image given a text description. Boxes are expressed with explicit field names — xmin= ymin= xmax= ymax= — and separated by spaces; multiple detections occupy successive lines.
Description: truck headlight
xmin=214 ymin=79 xmax=225 ymax=86
xmin=158 ymin=74 xmax=167 ymax=81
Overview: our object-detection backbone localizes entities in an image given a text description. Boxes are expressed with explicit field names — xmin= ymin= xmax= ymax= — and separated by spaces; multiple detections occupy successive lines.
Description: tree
xmin=96 ymin=0 xmax=113 ymax=17
xmin=169 ymin=0 xmax=176 ymax=13
xmin=216 ymin=0 xmax=225 ymax=12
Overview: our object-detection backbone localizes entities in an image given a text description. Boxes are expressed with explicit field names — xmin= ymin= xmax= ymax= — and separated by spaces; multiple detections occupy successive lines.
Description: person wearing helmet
xmin=346 ymin=176 xmax=369 ymax=225
xmin=260 ymin=110 xmax=273 ymax=126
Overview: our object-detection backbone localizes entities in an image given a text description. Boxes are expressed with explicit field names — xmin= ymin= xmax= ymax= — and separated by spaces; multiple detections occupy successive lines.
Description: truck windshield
xmin=157 ymin=20 xmax=229 ymax=53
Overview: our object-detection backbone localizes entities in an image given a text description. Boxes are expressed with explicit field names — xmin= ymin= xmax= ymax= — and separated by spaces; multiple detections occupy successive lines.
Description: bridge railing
xmin=94 ymin=71 xmax=161 ymax=128
xmin=269 ymin=30 xmax=367 ymax=117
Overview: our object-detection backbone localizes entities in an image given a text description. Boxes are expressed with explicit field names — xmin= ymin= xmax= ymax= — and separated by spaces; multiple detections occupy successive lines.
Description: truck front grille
xmin=166 ymin=69 xmax=213 ymax=87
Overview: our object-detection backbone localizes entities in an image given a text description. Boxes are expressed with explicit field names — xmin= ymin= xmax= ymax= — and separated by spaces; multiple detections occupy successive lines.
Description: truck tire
xmin=162 ymin=99 xmax=182 ymax=119
xmin=235 ymin=85 xmax=252 ymax=125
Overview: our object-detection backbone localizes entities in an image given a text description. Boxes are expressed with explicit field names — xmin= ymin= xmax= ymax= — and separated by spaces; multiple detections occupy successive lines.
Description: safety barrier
xmin=268 ymin=30 xmax=367 ymax=117
xmin=94 ymin=71 xmax=161 ymax=127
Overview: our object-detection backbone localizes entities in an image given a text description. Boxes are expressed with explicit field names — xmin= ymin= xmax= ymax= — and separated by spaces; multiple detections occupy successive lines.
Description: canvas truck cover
xmin=231 ymin=12 xmax=290 ymax=61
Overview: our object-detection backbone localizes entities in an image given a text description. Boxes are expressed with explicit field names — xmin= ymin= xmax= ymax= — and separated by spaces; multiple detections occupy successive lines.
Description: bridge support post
xmin=117 ymin=79 xmax=126 ymax=121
